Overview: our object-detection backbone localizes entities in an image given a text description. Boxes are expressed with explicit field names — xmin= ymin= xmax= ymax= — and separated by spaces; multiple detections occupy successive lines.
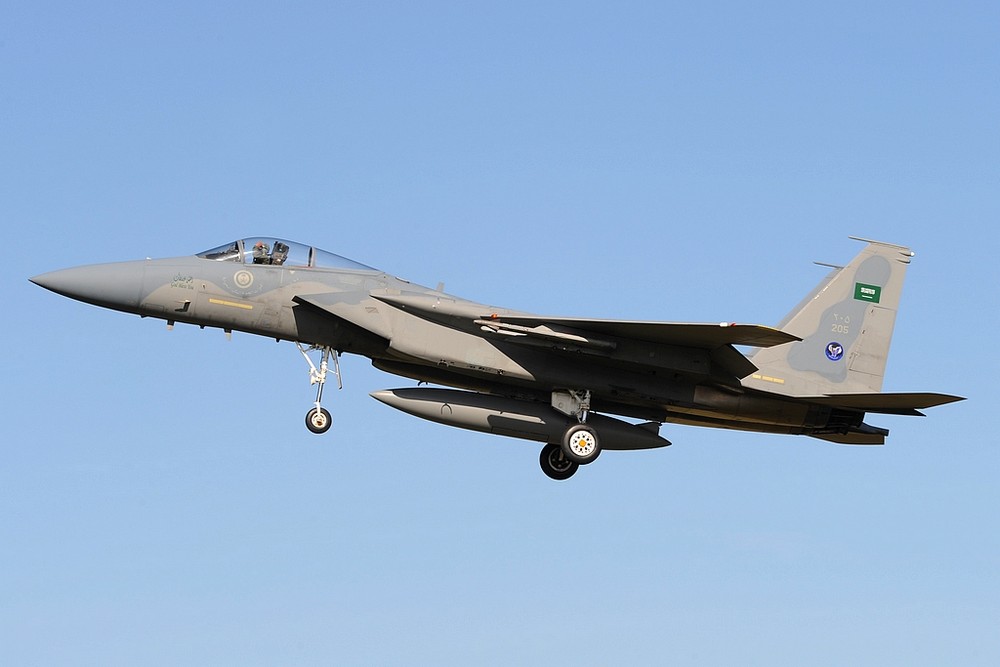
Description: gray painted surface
xmin=31 ymin=236 xmax=963 ymax=477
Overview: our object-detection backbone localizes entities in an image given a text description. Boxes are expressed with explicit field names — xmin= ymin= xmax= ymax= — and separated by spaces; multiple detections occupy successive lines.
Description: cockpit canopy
xmin=197 ymin=238 xmax=375 ymax=271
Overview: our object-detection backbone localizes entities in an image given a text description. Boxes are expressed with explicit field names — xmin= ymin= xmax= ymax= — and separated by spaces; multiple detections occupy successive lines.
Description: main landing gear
xmin=297 ymin=343 xmax=341 ymax=434
xmin=539 ymin=389 xmax=602 ymax=479
xmin=563 ymin=423 xmax=601 ymax=464
xmin=539 ymin=443 xmax=578 ymax=480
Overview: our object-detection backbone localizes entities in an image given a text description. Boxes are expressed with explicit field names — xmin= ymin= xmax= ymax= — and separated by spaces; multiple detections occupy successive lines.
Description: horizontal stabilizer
xmin=811 ymin=429 xmax=888 ymax=445
xmin=802 ymin=391 xmax=965 ymax=415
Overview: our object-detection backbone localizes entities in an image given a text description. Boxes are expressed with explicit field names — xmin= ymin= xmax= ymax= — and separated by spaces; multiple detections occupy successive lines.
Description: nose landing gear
xmin=306 ymin=406 xmax=333 ymax=434
xmin=296 ymin=343 xmax=342 ymax=435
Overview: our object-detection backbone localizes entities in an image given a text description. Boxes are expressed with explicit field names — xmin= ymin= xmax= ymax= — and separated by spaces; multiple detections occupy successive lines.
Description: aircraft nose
xmin=31 ymin=261 xmax=146 ymax=312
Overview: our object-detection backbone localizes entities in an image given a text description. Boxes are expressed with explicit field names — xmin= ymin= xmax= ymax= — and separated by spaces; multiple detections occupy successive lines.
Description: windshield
xmin=197 ymin=238 xmax=376 ymax=271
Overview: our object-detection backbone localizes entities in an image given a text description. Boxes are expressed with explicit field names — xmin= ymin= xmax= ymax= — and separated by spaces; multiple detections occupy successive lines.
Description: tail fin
xmin=747 ymin=238 xmax=914 ymax=395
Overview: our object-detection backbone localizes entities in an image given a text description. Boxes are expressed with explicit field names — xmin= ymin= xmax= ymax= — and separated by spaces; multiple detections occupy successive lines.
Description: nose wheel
xmin=296 ymin=343 xmax=342 ymax=435
xmin=306 ymin=407 xmax=333 ymax=434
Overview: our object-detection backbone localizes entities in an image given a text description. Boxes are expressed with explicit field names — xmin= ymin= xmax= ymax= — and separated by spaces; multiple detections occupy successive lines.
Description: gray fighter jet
xmin=31 ymin=236 xmax=962 ymax=479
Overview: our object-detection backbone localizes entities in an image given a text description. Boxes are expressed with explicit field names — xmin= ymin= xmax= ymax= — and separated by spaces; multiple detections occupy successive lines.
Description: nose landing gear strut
xmin=296 ymin=343 xmax=342 ymax=434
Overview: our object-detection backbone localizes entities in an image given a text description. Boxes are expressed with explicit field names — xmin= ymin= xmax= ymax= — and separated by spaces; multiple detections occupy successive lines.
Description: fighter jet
xmin=31 ymin=236 xmax=962 ymax=479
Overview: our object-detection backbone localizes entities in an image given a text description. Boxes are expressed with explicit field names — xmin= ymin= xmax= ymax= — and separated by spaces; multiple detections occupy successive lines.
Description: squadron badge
xmin=234 ymin=270 xmax=254 ymax=289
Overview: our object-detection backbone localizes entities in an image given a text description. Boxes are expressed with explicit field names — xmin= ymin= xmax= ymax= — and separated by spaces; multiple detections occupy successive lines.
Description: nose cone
xmin=31 ymin=261 xmax=146 ymax=312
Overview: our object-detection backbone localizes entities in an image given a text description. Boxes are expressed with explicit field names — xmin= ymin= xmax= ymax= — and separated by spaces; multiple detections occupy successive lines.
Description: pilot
xmin=252 ymin=241 xmax=271 ymax=264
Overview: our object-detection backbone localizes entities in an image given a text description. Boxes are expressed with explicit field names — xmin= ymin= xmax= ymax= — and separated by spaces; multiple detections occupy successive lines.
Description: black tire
xmin=561 ymin=424 xmax=601 ymax=464
xmin=539 ymin=443 xmax=579 ymax=480
xmin=305 ymin=407 xmax=332 ymax=434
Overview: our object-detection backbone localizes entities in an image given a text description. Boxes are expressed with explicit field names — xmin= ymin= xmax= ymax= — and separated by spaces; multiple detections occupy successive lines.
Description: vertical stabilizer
xmin=746 ymin=238 xmax=914 ymax=396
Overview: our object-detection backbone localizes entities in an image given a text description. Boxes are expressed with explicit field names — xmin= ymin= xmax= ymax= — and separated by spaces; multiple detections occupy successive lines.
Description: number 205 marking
xmin=831 ymin=323 xmax=850 ymax=334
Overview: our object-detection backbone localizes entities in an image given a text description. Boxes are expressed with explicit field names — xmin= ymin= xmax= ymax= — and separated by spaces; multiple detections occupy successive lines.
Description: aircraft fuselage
xmin=34 ymin=252 xmax=835 ymax=434
xmin=33 ymin=236 xmax=962 ymax=479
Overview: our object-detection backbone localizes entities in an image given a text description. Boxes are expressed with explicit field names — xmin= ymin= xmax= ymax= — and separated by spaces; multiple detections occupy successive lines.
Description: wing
xmin=480 ymin=314 xmax=800 ymax=349
xmin=373 ymin=293 xmax=797 ymax=347
xmin=372 ymin=293 xmax=799 ymax=380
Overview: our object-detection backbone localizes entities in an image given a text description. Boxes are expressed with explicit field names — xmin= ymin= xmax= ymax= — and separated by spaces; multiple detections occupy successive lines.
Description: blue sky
xmin=3 ymin=2 xmax=998 ymax=664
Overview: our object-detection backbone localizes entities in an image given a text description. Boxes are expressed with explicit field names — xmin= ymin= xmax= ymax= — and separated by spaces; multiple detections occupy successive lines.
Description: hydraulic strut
xmin=296 ymin=343 xmax=342 ymax=434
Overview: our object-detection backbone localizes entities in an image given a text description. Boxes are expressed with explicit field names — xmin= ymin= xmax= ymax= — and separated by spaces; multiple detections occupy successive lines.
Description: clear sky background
xmin=3 ymin=2 xmax=998 ymax=665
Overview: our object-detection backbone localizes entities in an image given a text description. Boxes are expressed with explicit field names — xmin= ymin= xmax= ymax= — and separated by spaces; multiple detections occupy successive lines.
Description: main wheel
xmin=539 ymin=443 xmax=579 ymax=480
xmin=561 ymin=424 xmax=601 ymax=464
xmin=305 ymin=407 xmax=332 ymax=434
